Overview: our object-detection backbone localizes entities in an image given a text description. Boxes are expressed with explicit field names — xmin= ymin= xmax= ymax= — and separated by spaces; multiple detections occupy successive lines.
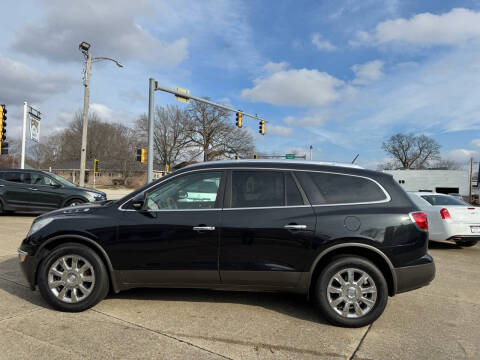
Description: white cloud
xmin=353 ymin=8 xmax=480 ymax=46
xmin=351 ymin=60 xmax=384 ymax=85
xmin=311 ymin=33 xmax=336 ymax=51
xmin=241 ymin=67 xmax=345 ymax=107
xmin=89 ymin=103 xmax=135 ymax=126
xmin=471 ymin=139 xmax=480 ymax=148
xmin=267 ymin=125 xmax=294 ymax=136
xmin=11 ymin=0 xmax=188 ymax=66
xmin=445 ymin=149 xmax=479 ymax=163
xmin=0 ymin=55 xmax=73 ymax=106
xmin=264 ymin=61 xmax=289 ymax=73
xmin=284 ymin=113 xmax=328 ymax=126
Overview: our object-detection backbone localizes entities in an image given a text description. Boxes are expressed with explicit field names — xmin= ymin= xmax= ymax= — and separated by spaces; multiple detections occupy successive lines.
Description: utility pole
xmin=147 ymin=78 xmax=155 ymax=183
xmin=309 ymin=145 xmax=313 ymax=161
xmin=21 ymin=102 xmax=27 ymax=169
xmin=79 ymin=49 xmax=91 ymax=187
xmin=78 ymin=41 xmax=123 ymax=187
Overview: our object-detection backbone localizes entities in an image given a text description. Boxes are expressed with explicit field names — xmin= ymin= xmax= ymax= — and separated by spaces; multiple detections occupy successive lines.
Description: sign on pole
xmin=285 ymin=153 xmax=295 ymax=159
xmin=175 ymin=87 xmax=190 ymax=104
xmin=29 ymin=113 xmax=41 ymax=142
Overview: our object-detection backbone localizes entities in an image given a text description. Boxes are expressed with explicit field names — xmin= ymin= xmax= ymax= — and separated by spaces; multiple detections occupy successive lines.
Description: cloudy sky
xmin=2 ymin=0 xmax=480 ymax=168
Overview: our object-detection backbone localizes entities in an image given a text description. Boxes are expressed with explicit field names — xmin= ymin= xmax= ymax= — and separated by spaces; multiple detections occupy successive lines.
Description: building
xmin=47 ymin=160 xmax=164 ymax=188
xmin=384 ymin=169 xmax=478 ymax=197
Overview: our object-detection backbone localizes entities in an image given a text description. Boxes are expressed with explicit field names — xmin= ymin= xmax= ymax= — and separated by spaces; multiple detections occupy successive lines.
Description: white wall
xmin=384 ymin=170 xmax=471 ymax=195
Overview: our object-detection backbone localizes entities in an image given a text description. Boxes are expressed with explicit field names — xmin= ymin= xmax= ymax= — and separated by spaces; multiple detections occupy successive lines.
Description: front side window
xmin=31 ymin=173 xmax=57 ymax=186
xmin=296 ymin=171 xmax=388 ymax=205
xmin=144 ymin=171 xmax=222 ymax=210
xmin=231 ymin=171 xmax=285 ymax=208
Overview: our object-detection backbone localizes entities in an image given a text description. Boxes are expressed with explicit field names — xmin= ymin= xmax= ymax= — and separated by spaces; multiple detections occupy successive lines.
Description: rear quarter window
xmin=296 ymin=171 xmax=388 ymax=205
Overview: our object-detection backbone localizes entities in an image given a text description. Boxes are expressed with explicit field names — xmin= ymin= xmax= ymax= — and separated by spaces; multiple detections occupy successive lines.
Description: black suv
xmin=0 ymin=169 xmax=106 ymax=214
xmin=18 ymin=160 xmax=434 ymax=327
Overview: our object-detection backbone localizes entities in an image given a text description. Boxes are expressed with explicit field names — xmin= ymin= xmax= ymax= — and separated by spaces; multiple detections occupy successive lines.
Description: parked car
xmin=408 ymin=192 xmax=479 ymax=247
xmin=18 ymin=160 xmax=435 ymax=327
xmin=0 ymin=169 xmax=106 ymax=214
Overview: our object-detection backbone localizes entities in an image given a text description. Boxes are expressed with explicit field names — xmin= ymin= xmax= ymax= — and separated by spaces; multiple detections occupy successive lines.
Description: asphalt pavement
xmin=0 ymin=214 xmax=479 ymax=359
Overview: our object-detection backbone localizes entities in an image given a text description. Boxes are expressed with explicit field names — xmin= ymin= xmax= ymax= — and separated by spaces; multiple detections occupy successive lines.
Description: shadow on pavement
xmin=428 ymin=240 xmax=463 ymax=250
xmin=0 ymin=256 xmax=326 ymax=324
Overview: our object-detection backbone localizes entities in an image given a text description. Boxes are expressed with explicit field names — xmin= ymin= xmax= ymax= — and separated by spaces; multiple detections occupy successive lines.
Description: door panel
xmin=220 ymin=207 xmax=316 ymax=287
xmin=28 ymin=173 xmax=64 ymax=209
xmin=0 ymin=172 xmax=32 ymax=209
xmin=110 ymin=170 xmax=225 ymax=286
xmin=219 ymin=170 xmax=316 ymax=288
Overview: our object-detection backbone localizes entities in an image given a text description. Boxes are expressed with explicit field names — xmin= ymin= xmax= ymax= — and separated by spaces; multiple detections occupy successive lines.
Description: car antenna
xmin=351 ymin=154 xmax=359 ymax=164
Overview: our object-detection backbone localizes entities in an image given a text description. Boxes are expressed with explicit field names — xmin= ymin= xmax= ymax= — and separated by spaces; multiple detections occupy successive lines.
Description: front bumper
xmin=18 ymin=248 xmax=39 ymax=291
xmin=394 ymin=254 xmax=435 ymax=294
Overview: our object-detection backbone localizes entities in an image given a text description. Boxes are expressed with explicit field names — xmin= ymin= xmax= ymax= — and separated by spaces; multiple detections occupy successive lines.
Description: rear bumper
xmin=394 ymin=254 xmax=435 ymax=294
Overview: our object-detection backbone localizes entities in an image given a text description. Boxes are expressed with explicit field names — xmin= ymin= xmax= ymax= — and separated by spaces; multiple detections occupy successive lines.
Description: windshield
xmin=421 ymin=195 xmax=469 ymax=206
xmin=46 ymin=172 xmax=76 ymax=187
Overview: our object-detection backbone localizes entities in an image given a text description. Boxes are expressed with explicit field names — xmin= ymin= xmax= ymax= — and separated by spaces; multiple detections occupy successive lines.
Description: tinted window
xmin=296 ymin=171 xmax=387 ymax=205
xmin=232 ymin=171 xmax=284 ymax=208
xmin=144 ymin=171 xmax=221 ymax=210
xmin=421 ymin=195 xmax=468 ymax=206
xmin=286 ymin=173 xmax=304 ymax=206
xmin=2 ymin=171 xmax=30 ymax=183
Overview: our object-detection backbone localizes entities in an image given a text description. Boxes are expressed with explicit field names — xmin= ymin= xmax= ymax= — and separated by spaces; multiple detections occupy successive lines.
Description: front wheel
xmin=456 ymin=239 xmax=477 ymax=247
xmin=64 ymin=198 xmax=86 ymax=207
xmin=315 ymin=256 xmax=388 ymax=327
xmin=37 ymin=243 xmax=109 ymax=312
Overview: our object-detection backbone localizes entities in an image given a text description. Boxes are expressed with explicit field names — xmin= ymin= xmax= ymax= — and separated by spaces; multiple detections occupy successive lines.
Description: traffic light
xmin=166 ymin=164 xmax=170 ymax=173
xmin=94 ymin=159 xmax=99 ymax=174
xmin=0 ymin=104 xmax=6 ymax=144
xmin=136 ymin=148 xmax=147 ymax=163
xmin=0 ymin=142 xmax=7 ymax=155
xmin=235 ymin=112 xmax=243 ymax=128
xmin=235 ymin=154 xmax=239 ymax=160
xmin=259 ymin=120 xmax=265 ymax=135
xmin=253 ymin=153 xmax=258 ymax=159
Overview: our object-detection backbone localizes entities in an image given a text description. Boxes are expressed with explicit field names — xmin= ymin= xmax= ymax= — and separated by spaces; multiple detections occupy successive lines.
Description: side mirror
xmin=177 ymin=190 xmax=188 ymax=199
xmin=132 ymin=200 xmax=144 ymax=210
xmin=52 ymin=183 xmax=61 ymax=188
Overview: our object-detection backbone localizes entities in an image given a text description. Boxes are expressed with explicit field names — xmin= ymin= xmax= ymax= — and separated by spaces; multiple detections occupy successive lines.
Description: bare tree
xmin=382 ymin=133 xmax=441 ymax=169
xmin=135 ymin=105 xmax=191 ymax=169
xmin=185 ymin=100 xmax=254 ymax=161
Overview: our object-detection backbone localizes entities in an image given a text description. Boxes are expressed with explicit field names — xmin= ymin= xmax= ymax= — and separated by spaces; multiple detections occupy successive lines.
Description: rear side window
xmin=296 ymin=171 xmax=388 ymax=205
xmin=2 ymin=172 xmax=27 ymax=183
xmin=232 ymin=171 xmax=284 ymax=208
xmin=421 ymin=195 xmax=468 ymax=206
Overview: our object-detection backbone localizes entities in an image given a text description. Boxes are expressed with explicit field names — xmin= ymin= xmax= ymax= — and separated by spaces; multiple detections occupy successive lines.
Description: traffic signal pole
xmin=145 ymin=79 xmax=268 ymax=183
xmin=147 ymin=78 xmax=155 ymax=183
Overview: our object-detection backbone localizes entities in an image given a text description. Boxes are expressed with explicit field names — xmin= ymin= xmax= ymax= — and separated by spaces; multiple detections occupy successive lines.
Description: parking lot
xmin=0 ymin=214 xmax=479 ymax=360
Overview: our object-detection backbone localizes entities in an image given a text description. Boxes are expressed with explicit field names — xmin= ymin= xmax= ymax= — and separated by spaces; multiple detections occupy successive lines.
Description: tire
xmin=456 ymin=240 xmax=477 ymax=247
xmin=0 ymin=200 xmax=3 ymax=215
xmin=64 ymin=198 xmax=86 ymax=207
xmin=37 ymin=243 xmax=109 ymax=312
xmin=315 ymin=256 xmax=388 ymax=327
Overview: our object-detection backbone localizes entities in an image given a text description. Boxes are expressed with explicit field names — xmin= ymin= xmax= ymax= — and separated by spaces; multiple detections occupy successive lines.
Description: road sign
xmin=175 ymin=87 xmax=190 ymax=104
xmin=286 ymin=154 xmax=295 ymax=159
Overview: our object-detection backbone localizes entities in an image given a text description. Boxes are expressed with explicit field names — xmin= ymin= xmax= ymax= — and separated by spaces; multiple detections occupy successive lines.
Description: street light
xmin=78 ymin=42 xmax=123 ymax=187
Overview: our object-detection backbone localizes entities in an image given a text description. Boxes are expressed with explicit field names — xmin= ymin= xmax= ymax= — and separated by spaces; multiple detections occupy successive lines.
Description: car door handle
xmin=284 ymin=224 xmax=307 ymax=230
xmin=0 ymin=184 xmax=4 ymax=187
xmin=29 ymin=188 xmax=38 ymax=191
xmin=193 ymin=226 xmax=216 ymax=231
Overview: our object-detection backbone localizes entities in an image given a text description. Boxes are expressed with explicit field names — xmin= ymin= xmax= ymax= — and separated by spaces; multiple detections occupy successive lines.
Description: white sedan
xmin=408 ymin=192 xmax=479 ymax=247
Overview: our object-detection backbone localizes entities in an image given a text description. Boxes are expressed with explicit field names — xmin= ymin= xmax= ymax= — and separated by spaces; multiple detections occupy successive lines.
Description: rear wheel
xmin=456 ymin=239 xmax=477 ymax=247
xmin=37 ymin=243 xmax=109 ymax=312
xmin=315 ymin=256 xmax=388 ymax=327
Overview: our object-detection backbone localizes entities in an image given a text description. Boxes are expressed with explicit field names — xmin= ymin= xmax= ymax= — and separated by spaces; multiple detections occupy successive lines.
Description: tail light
xmin=440 ymin=208 xmax=451 ymax=220
xmin=410 ymin=211 xmax=428 ymax=230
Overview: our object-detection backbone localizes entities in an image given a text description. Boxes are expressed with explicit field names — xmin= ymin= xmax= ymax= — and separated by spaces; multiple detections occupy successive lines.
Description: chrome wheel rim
xmin=48 ymin=255 xmax=95 ymax=303
xmin=327 ymin=267 xmax=377 ymax=318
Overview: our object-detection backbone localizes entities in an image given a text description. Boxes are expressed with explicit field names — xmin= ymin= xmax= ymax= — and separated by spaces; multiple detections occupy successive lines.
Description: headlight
xmin=85 ymin=191 xmax=104 ymax=201
xmin=27 ymin=218 xmax=54 ymax=237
